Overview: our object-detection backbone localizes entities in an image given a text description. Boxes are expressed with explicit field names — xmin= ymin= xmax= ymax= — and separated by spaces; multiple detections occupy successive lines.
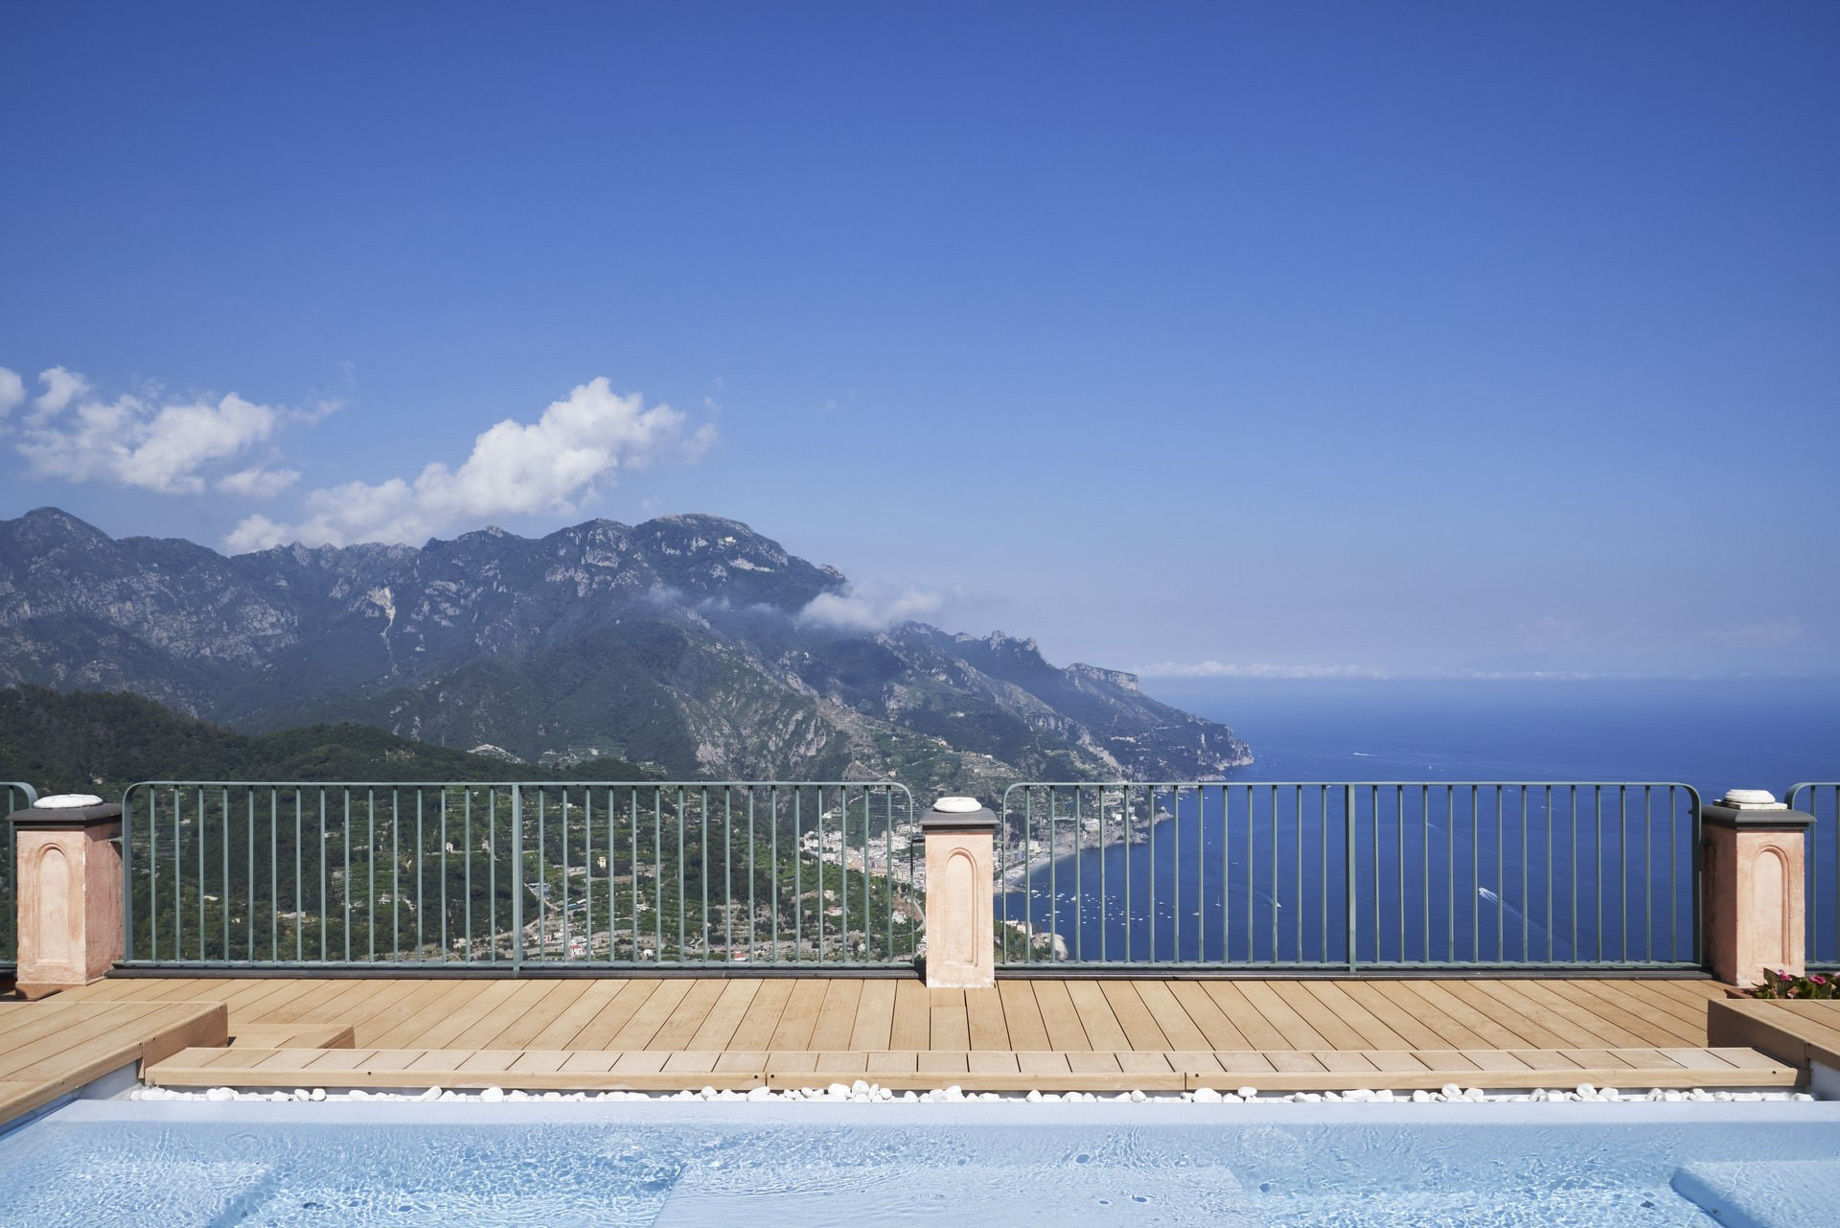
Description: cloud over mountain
xmin=226 ymin=378 xmax=716 ymax=551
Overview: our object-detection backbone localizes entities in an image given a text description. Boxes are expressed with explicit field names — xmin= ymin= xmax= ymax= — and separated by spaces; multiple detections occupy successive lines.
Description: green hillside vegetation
xmin=0 ymin=685 xmax=653 ymax=795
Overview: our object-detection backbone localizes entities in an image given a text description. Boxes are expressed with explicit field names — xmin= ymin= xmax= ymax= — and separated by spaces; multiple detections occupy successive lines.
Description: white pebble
xmin=1237 ymin=1087 xmax=1259 ymax=1100
xmin=480 ymin=1087 xmax=505 ymax=1103
xmin=1193 ymin=1087 xmax=1222 ymax=1103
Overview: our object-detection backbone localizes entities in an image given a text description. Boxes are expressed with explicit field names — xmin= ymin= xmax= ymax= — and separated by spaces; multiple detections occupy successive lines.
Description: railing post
xmin=510 ymin=784 xmax=524 ymax=972
xmin=1701 ymin=789 xmax=1813 ymax=987
xmin=11 ymin=794 xmax=124 ymax=999
xmin=922 ymin=796 xmax=997 ymax=989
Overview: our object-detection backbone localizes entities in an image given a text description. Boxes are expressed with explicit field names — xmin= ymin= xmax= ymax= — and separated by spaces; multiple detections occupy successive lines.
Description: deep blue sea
xmin=1003 ymin=680 xmax=1840 ymax=966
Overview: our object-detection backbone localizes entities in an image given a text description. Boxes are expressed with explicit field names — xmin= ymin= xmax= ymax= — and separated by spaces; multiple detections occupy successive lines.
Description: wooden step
xmin=144 ymin=1045 xmax=1799 ymax=1094
xmin=229 ymin=1023 xmax=355 ymax=1050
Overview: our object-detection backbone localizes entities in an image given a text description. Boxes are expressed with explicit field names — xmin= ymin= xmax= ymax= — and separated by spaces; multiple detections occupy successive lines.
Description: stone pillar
xmin=12 ymin=795 xmax=124 ymax=1000
xmin=922 ymin=796 xmax=997 ymax=990
xmin=1701 ymin=789 xmax=1812 ymax=988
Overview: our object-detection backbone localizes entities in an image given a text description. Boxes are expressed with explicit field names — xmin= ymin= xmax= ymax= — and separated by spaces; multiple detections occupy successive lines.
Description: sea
xmin=1004 ymin=679 xmax=1840 ymax=966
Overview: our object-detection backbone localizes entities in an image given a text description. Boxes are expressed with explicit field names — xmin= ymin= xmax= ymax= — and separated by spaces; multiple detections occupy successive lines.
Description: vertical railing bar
xmin=440 ymin=789 xmax=450 ymax=963
xmin=1221 ymin=786 xmax=1232 ymax=963
xmin=509 ymin=784 xmax=524 ymax=972
xmin=219 ymin=787 xmax=230 ymax=961
xmin=368 ymin=790 xmax=377 ymax=964
xmin=487 ymin=790 xmax=497 ymax=964
xmin=293 ymin=789 xmax=303 ymax=963
xmin=725 ymin=790 xmax=734 ymax=962
xmin=246 ymin=790 xmax=256 ymax=962
xmin=676 ymin=786 xmax=687 ymax=964
xmin=1618 ymin=785 xmax=1628 ymax=963
xmin=559 ymin=791 xmax=571 ymax=962
xmin=1495 ymin=787 xmax=1504 ymax=963
xmin=766 ymin=789 xmax=778 ymax=964
xmin=1420 ymin=787 xmax=1429 ymax=962
xmin=195 ymin=787 xmax=205 ymax=962
xmin=1344 ymin=784 xmax=1358 ymax=971
xmin=1445 ymin=784 xmax=1454 ymax=964
xmin=1595 ymin=786 xmax=1604 ymax=963
xmin=1469 ymin=785 xmax=1478 ymax=963
xmin=415 ymin=790 xmax=426 ymax=961
xmin=1520 ymin=788 xmax=1529 ymax=963
xmin=342 ymin=791 xmax=352 ymax=964
xmin=1394 ymin=787 xmax=1404 ymax=964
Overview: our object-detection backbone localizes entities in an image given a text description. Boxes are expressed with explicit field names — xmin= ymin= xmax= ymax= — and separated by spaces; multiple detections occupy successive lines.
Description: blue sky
xmin=2 ymin=2 xmax=1835 ymax=680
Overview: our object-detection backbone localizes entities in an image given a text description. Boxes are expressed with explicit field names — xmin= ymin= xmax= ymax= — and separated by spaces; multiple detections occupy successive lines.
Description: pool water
xmin=3 ymin=1101 xmax=1839 ymax=1227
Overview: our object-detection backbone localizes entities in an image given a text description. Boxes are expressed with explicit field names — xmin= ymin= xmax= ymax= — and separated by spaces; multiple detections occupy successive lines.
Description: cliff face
xmin=0 ymin=507 xmax=1250 ymax=794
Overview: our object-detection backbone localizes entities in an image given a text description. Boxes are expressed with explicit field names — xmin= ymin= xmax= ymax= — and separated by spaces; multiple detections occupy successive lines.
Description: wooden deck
xmin=0 ymin=996 xmax=226 ymax=1123
xmin=17 ymin=972 xmax=1792 ymax=1099
xmin=1709 ymin=996 xmax=1840 ymax=1072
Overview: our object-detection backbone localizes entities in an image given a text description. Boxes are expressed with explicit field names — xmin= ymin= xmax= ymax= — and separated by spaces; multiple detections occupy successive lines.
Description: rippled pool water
xmin=3 ymin=1101 xmax=1838 ymax=1227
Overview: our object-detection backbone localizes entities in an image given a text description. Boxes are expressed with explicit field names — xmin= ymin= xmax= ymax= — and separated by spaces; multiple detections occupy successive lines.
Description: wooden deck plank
xmin=1131 ymin=981 xmax=1213 ymax=1051
xmin=1266 ymin=983 xmax=1370 ymax=1050
xmin=890 ymin=980 xmax=933 ymax=1050
xmin=1030 ymin=980 xmax=1092 ymax=1051
xmin=606 ymin=979 xmax=695 ymax=1050
xmin=1506 ymin=979 xmax=1643 ymax=1047
xmin=1197 ymin=982 xmax=1293 ymax=1050
xmin=995 ymin=980 xmax=1051 ymax=1050
xmin=1546 ymin=981 xmax=1703 ymax=1047
xmin=1097 ymin=981 xmax=1171 ymax=1051
xmin=521 ymin=981 xmax=635 ymax=1049
xmin=726 ymin=979 xmax=796 ymax=1051
xmin=1459 ymin=980 xmax=1602 ymax=1048
xmin=1388 ymin=980 xmax=1538 ymax=1049
xmin=689 ymin=980 xmax=765 ymax=1052
xmin=1232 ymin=981 xmax=1331 ymax=1049
xmin=1334 ymin=982 xmax=1462 ymax=1049
xmin=1164 ymin=981 xmax=1253 ymax=1049
xmin=1300 ymin=983 xmax=1417 ymax=1049
xmin=477 ymin=981 xmax=595 ymax=1049
xmin=806 ymin=980 xmax=865 ymax=1051
xmin=965 ymin=988 xmax=1011 ymax=1051
xmin=400 ymin=980 xmax=529 ymax=1050
xmin=1065 ymin=982 xmax=1132 ymax=1050
xmin=768 ymin=980 xmax=831 ymax=1050
xmin=645 ymin=979 xmax=731 ymax=1051
xmin=928 ymin=989 xmax=970 ymax=1051
xmin=848 ymin=981 xmax=896 ymax=1052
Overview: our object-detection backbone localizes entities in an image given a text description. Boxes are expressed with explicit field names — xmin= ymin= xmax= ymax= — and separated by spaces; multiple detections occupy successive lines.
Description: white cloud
xmin=34 ymin=365 xmax=89 ymax=414
xmin=0 ymin=368 xmax=23 ymax=415
xmin=225 ymin=377 xmax=717 ymax=552
xmin=799 ymin=586 xmax=944 ymax=632
xmin=11 ymin=366 xmax=313 ymax=495
xmin=216 ymin=466 xmax=301 ymax=497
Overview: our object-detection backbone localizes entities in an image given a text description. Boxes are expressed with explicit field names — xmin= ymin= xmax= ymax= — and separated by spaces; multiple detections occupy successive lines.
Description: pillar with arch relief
xmin=921 ymin=796 xmax=997 ymax=990
xmin=1701 ymin=789 xmax=1812 ymax=987
xmin=11 ymin=795 xmax=124 ymax=1000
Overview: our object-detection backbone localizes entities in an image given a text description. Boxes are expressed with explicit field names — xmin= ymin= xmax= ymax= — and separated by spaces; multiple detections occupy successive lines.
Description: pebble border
xmin=128 ymin=1083 xmax=1818 ymax=1106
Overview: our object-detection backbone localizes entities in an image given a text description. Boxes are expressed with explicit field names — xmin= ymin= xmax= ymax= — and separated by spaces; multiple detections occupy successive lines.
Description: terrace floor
xmin=0 ymin=972 xmax=1792 ymax=1109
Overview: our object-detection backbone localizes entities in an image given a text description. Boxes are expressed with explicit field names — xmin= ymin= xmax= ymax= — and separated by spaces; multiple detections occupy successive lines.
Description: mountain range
xmin=0 ymin=507 xmax=1249 ymax=796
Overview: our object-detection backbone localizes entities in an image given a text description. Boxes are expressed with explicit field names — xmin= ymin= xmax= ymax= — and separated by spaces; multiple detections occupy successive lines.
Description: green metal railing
xmin=998 ymin=782 xmax=1701 ymax=970
xmin=121 ymin=781 xmax=918 ymax=969
xmin=1 ymin=782 xmax=41 ymax=968
xmin=1787 ymin=782 xmax=1839 ymax=970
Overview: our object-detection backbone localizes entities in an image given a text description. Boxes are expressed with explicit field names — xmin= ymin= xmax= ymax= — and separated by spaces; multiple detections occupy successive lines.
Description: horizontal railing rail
xmin=998 ymin=781 xmax=1701 ymax=970
xmin=121 ymin=781 xmax=918 ymax=969
xmin=1 ymin=782 xmax=40 ymax=968
xmin=1787 ymin=782 xmax=1838 ymax=970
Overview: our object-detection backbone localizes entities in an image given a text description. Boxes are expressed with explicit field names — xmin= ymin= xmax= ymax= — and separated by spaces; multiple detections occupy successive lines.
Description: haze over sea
xmin=1152 ymin=678 xmax=1840 ymax=801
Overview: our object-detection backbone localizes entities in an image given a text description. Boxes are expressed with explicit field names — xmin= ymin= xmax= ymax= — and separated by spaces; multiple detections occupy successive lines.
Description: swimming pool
xmin=4 ymin=1100 xmax=1838 ymax=1226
